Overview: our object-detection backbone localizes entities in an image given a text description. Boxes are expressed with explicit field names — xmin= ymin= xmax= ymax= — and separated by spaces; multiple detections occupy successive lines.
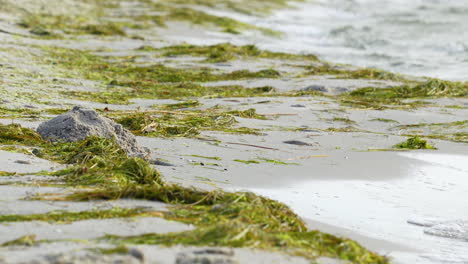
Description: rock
xmin=14 ymin=160 xmax=31 ymax=165
xmin=149 ymin=159 xmax=174 ymax=166
xmin=175 ymin=248 xmax=238 ymax=264
xmin=283 ymin=140 xmax=314 ymax=146
xmin=128 ymin=248 xmax=145 ymax=262
xmin=37 ymin=106 xmax=149 ymax=158
xmin=301 ymin=85 xmax=327 ymax=93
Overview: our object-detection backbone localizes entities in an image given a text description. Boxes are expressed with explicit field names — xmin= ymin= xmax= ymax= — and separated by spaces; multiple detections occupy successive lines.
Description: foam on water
xmin=250 ymin=0 xmax=468 ymax=80
xmin=243 ymin=153 xmax=468 ymax=263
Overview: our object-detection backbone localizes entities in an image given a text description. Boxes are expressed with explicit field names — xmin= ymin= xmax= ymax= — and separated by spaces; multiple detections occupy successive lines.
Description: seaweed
xmin=393 ymin=136 xmax=436 ymax=150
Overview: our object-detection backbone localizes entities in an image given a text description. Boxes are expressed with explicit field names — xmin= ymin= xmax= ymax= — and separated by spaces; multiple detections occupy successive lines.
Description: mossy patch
xmin=0 ymin=124 xmax=45 ymax=145
xmin=1 ymin=235 xmax=37 ymax=247
xmin=370 ymin=118 xmax=399 ymax=123
xmin=303 ymin=64 xmax=405 ymax=82
xmin=156 ymin=43 xmax=318 ymax=63
xmin=159 ymin=100 xmax=201 ymax=110
xmin=111 ymin=110 xmax=262 ymax=137
xmin=40 ymin=47 xmax=280 ymax=103
xmin=190 ymin=155 xmax=222 ymax=160
xmin=0 ymin=208 xmax=148 ymax=223
xmin=234 ymin=158 xmax=298 ymax=165
xmin=393 ymin=136 xmax=436 ymax=150
xmin=341 ymin=79 xmax=467 ymax=109
xmin=2 ymin=120 xmax=385 ymax=263
xmin=17 ymin=14 xmax=142 ymax=37
xmin=395 ymin=120 xmax=467 ymax=143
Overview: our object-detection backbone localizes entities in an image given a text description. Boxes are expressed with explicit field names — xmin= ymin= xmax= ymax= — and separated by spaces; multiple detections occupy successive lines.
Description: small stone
xmin=32 ymin=148 xmax=43 ymax=157
xmin=283 ymin=140 xmax=314 ymax=146
xmin=36 ymin=106 xmax=149 ymax=158
xmin=128 ymin=248 xmax=145 ymax=262
xmin=291 ymin=104 xmax=306 ymax=108
xmin=301 ymin=85 xmax=327 ymax=92
xmin=14 ymin=160 xmax=31 ymax=165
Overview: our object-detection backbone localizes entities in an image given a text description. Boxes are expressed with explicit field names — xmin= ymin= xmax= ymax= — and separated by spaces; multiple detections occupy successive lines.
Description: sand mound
xmin=37 ymin=106 xmax=149 ymax=158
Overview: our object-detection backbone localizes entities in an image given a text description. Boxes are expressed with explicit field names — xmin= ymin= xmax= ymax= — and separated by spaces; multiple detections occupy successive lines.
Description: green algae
xmin=303 ymin=64 xmax=405 ymax=82
xmin=234 ymin=158 xmax=298 ymax=165
xmin=393 ymin=136 xmax=436 ymax=150
xmin=112 ymin=110 xmax=261 ymax=137
xmin=0 ymin=171 xmax=17 ymax=177
xmin=0 ymin=208 xmax=147 ymax=223
xmin=93 ymin=245 xmax=130 ymax=255
xmin=159 ymin=100 xmax=201 ymax=110
xmin=39 ymin=47 xmax=281 ymax=103
xmin=1 ymin=235 xmax=37 ymax=247
xmin=157 ymin=43 xmax=318 ymax=62
xmin=258 ymin=158 xmax=299 ymax=165
xmin=331 ymin=117 xmax=355 ymax=124
xmin=342 ymin=79 xmax=468 ymax=109
xmin=18 ymin=14 xmax=140 ymax=37
xmin=0 ymin=107 xmax=39 ymax=118
xmin=370 ymin=118 xmax=399 ymax=123
xmin=395 ymin=120 xmax=468 ymax=143
xmin=227 ymin=108 xmax=268 ymax=120
xmin=0 ymin=124 xmax=45 ymax=146
xmin=190 ymin=155 xmax=222 ymax=160
xmin=233 ymin=159 xmax=260 ymax=164
xmin=4 ymin=122 xmax=386 ymax=263
xmin=0 ymin=145 xmax=32 ymax=155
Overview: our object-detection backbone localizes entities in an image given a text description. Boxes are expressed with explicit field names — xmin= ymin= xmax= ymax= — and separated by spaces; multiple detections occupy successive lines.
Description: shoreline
xmin=0 ymin=0 xmax=467 ymax=263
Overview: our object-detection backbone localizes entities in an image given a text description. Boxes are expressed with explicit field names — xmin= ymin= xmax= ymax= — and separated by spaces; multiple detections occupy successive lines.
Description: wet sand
xmin=0 ymin=0 xmax=467 ymax=263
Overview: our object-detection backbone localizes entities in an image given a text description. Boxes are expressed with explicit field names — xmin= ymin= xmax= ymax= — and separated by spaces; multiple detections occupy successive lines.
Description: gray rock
xmin=176 ymin=248 xmax=238 ymax=264
xmin=291 ymin=104 xmax=306 ymax=108
xmin=37 ymin=106 xmax=149 ymax=158
xmin=301 ymin=85 xmax=328 ymax=92
xmin=283 ymin=140 xmax=315 ymax=146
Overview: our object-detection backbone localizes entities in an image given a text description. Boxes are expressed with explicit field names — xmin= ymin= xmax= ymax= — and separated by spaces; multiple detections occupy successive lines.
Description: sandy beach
xmin=0 ymin=0 xmax=467 ymax=263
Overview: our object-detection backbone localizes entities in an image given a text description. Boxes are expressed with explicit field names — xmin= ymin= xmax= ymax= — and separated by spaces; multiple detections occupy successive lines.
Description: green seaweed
xmin=370 ymin=118 xmax=399 ymax=123
xmin=1 ymin=235 xmax=37 ymax=247
xmin=159 ymin=100 xmax=201 ymax=110
xmin=227 ymin=108 xmax=268 ymax=120
xmin=233 ymin=159 xmax=260 ymax=164
xmin=112 ymin=110 xmax=261 ymax=137
xmin=393 ymin=136 xmax=436 ymax=150
xmin=0 ymin=124 xmax=45 ymax=145
xmin=0 ymin=208 xmax=148 ymax=223
xmin=157 ymin=43 xmax=318 ymax=62
xmin=40 ymin=47 xmax=280 ymax=103
xmin=0 ymin=119 xmax=385 ymax=263
xmin=342 ymin=79 xmax=467 ymax=109
xmin=190 ymin=155 xmax=222 ymax=160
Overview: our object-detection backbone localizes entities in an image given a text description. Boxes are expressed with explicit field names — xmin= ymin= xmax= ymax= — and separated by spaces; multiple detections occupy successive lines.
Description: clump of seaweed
xmin=40 ymin=47 xmax=280 ymax=103
xmin=304 ymin=64 xmax=404 ymax=82
xmin=342 ymin=79 xmax=467 ymax=109
xmin=1 ymin=235 xmax=37 ymax=247
xmin=112 ymin=110 xmax=261 ymax=137
xmin=0 ymin=120 xmax=386 ymax=263
xmin=0 ymin=124 xmax=45 ymax=145
xmin=17 ymin=14 xmax=138 ymax=37
xmin=0 ymin=208 xmax=147 ymax=223
xmin=393 ymin=136 xmax=436 ymax=150
xmin=157 ymin=43 xmax=318 ymax=62
xmin=227 ymin=108 xmax=268 ymax=120
xmin=159 ymin=100 xmax=201 ymax=110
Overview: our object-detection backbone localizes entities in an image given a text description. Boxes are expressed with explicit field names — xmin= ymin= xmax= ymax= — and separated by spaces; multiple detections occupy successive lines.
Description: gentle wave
xmin=252 ymin=0 xmax=468 ymax=80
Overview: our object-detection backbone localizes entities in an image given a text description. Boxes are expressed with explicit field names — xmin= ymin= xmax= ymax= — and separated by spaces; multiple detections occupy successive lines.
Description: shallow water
xmin=252 ymin=0 xmax=468 ymax=81
xmin=246 ymin=152 xmax=468 ymax=263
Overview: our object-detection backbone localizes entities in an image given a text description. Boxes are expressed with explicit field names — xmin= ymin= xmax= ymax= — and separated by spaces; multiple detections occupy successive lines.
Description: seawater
xmin=253 ymin=0 xmax=468 ymax=81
